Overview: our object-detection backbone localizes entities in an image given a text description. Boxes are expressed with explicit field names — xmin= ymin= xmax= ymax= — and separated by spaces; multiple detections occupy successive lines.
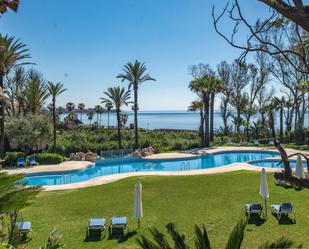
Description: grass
xmin=22 ymin=171 xmax=309 ymax=249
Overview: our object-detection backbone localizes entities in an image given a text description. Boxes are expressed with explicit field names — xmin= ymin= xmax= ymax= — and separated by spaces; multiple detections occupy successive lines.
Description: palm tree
xmin=298 ymin=80 xmax=309 ymax=129
xmin=189 ymin=76 xmax=215 ymax=147
xmin=272 ymin=96 xmax=286 ymax=143
xmin=120 ymin=113 xmax=128 ymax=128
xmin=0 ymin=35 xmax=31 ymax=157
xmin=77 ymin=103 xmax=85 ymax=123
xmin=66 ymin=102 xmax=75 ymax=113
xmin=101 ymin=86 xmax=131 ymax=148
xmin=87 ymin=111 xmax=94 ymax=126
xmin=98 ymin=106 xmax=105 ymax=127
xmin=210 ymin=79 xmax=224 ymax=141
xmin=137 ymin=220 xmax=301 ymax=249
xmin=24 ymin=79 xmax=49 ymax=114
xmin=47 ymin=82 xmax=67 ymax=150
xmin=188 ymin=100 xmax=204 ymax=145
xmin=56 ymin=106 xmax=65 ymax=121
xmin=117 ymin=60 xmax=156 ymax=149
xmin=94 ymin=105 xmax=101 ymax=125
xmin=0 ymin=0 xmax=19 ymax=15
xmin=105 ymin=102 xmax=113 ymax=127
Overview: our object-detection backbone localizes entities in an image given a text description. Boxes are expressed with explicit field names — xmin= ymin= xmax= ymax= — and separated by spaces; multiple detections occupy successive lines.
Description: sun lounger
xmin=87 ymin=218 xmax=105 ymax=238
xmin=245 ymin=203 xmax=263 ymax=218
xmin=109 ymin=217 xmax=127 ymax=235
xmin=29 ymin=156 xmax=39 ymax=166
xmin=16 ymin=222 xmax=32 ymax=239
xmin=271 ymin=202 xmax=296 ymax=223
xmin=17 ymin=157 xmax=25 ymax=167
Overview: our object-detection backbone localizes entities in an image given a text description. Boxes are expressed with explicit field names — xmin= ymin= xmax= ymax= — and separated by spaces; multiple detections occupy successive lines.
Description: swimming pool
xmin=24 ymin=151 xmax=279 ymax=186
xmin=250 ymin=159 xmax=308 ymax=168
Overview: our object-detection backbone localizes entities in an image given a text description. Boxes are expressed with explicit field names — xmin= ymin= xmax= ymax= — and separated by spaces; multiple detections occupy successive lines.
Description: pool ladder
xmin=181 ymin=162 xmax=191 ymax=170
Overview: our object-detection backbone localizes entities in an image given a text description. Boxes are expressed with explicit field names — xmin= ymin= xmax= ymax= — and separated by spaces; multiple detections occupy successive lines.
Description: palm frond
xmin=194 ymin=224 xmax=211 ymax=249
xmin=225 ymin=219 xmax=246 ymax=249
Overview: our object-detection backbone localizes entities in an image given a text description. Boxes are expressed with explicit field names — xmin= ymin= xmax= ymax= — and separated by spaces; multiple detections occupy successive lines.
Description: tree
xmin=0 ymin=35 xmax=31 ymax=157
xmin=298 ymin=80 xmax=309 ymax=129
xmin=272 ymin=96 xmax=287 ymax=142
xmin=105 ymin=102 xmax=113 ymax=127
xmin=66 ymin=102 xmax=75 ymax=113
xmin=24 ymin=79 xmax=49 ymax=114
xmin=56 ymin=106 xmax=64 ymax=122
xmin=5 ymin=115 xmax=52 ymax=153
xmin=120 ymin=113 xmax=128 ymax=128
xmin=188 ymin=100 xmax=204 ymax=145
xmin=117 ymin=60 xmax=156 ymax=149
xmin=94 ymin=105 xmax=101 ymax=125
xmin=212 ymin=1 xmax=309 ymax=74
xmin=77 ymin=103 xmax=85 ymax=123
xmin=189 ymin=75 xmax=215 ymax=147
xmin=101 ymin=86 xmax=131 ymax=149
xmin=217 ymin=61 xmax=233 ymax=136
xmin=87 ymin=111 xmax=94 ymax=126
xmin=0 ymin=0 xmax=19 ymax=15
xmin=47 ymin=82 xmax=67 ymax=150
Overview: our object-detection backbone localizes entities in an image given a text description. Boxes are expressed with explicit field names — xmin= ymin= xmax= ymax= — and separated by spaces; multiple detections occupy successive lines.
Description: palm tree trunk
xmin=116 ymin=110 xmax=122 ymax=149
xmin=199 ymin=108 xmax=204 ymax=146
xmin=280 ymin=107 xmax=283 ymax=143
xmin=52 ymin=97 xmax=56 ymax=150
xmin=204 ymin=95 xmax=210 ymax=147
xmin=210 ymin=92 xmax=214 ymax=141
xmin=0 ymin=73 xmax=4 ymax=157
xmin=107 ymin=110 xmax=110 ymax=127
xmin=134 ymin=87 xmax=139 ymax=149
xmin=307 ymin=93 xmax=309 ymax=129
xmin=80 ymin=111 xmax=83 ymax=123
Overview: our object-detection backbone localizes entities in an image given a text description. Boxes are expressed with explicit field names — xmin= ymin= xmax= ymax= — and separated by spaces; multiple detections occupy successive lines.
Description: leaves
xmin=225 ymin=219 xmax=246 ymax=249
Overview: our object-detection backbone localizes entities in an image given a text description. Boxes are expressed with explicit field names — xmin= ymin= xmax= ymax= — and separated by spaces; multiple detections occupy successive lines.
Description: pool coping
xmin=3 ymin=146 xmax=307 ymax=191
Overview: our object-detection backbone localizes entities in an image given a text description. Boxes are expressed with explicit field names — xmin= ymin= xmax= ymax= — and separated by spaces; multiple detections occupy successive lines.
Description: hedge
xmin=32 ymin=153 xmax=64 ymax=165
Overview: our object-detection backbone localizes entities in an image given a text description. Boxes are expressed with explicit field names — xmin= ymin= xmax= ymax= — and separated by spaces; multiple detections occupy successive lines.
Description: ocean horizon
xmin=61 ymin=110 xmax=308 ymax=131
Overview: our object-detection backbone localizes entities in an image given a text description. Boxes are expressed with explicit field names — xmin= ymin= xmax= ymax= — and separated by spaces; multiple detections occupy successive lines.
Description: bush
xmin=4 ymin=152 xmax=25 ymax=168
xmin=33 ymin=153 xmax=64 ymax=165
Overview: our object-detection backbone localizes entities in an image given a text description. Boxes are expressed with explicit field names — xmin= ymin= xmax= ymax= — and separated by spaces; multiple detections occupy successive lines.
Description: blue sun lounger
xmin=245 ymin=203 xmax=263 ymax=218
xmin=110 ymin=217 xmax=128 ymax=235
xmin=16 ymin=221 xmax=32 ymax=239
xmin=29 ymin=156 xmax=39 ymax=166
xmin=271 ymin=202 xmax=296 ymax=222
xmin=87 ymin=218 xmax=106 ymax=238
xmin=17 ymin=157 xmax=25 ymax=167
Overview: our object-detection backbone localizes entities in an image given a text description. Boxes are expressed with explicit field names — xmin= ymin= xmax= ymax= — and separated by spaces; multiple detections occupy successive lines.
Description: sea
xmin=60 ymin=111 xmax=309 ymax=131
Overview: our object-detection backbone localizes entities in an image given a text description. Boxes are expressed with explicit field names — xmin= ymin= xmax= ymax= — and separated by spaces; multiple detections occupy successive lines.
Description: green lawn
xmin=22 ymin=171 xmax=309 ymax=249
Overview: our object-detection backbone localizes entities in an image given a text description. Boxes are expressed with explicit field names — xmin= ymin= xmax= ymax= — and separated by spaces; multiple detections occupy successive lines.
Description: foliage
xmin=32 ymin=153 xmax=64 ymax=165
xmin=5 ymin=115 xmax=52 ymax=153
xmin=39 ymin=229 xmax=64 ymax=249
xmin=259 ymin=237 xmax=303 ymax=249
xmin=4 ymin=152 xmax=24 ymax=167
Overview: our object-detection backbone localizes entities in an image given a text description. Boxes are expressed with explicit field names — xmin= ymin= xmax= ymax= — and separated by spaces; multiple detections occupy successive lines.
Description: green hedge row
xmin=3 ymin=152 xmax=64 ymax=168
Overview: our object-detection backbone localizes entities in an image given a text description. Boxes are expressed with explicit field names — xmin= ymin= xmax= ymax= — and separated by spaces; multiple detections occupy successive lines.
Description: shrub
xmin=33 ymin=153 xmax=64 ymax=165
xmin=4 ymin=152 xmax=25 ymax=168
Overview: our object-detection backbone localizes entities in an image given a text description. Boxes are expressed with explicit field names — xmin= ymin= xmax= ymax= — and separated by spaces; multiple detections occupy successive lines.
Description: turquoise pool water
xmin=24 ymin=151 xmax=279 ymax=186
xmin=250 ymin=159 xmax=308 ymax=168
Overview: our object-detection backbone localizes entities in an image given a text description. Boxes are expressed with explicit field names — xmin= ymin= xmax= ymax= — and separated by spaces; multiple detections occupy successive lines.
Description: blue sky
xmin=1 ymin=0 xmax=272 ymax=111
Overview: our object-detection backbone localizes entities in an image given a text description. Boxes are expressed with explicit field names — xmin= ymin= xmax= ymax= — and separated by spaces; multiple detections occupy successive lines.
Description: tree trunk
xmin=107 ymin=110 xmax=110 ymax=127
xmin=0 ymin=73 xmax=5 ymax=158
xmin=308 ymin=93 xmax=309 ymax=129
xmin=210 ymin=92 xmax=215 ymax=141
xmin=279 ymin=107 xmax=283 ymax=143
xmin=199 ymin=108 xmax=204 ymax=146
xmin=204 ymin=95 xmax=210 ymax=147
xmin=116 ymin=110 xmax=122 ymax=149
xmin=268 ymin=110 xmax=292 ymax=175
xmin=80 ymin=111 xmax=83 ymax=123
xmin=52 ymin=97 xmax=56 ymax=150
xmin=236 ymin=107 xmax=241 ymax=133
xmin=133 ymin=87 xmax=139 ymax=149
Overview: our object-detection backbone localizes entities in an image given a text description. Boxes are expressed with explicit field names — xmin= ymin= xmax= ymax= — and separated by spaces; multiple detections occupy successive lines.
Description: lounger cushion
xmin=111 ymin=217 xmax=127 ymax=225
xmin=16 ymin=222 xmax=31 ymax=231
xmin=245 ymin=204 xmax=262 ymax=212
xmin=89 ymin=218 xmax=105 ymax=227
xmin=281 ymin=203 xmax=293 ymax=212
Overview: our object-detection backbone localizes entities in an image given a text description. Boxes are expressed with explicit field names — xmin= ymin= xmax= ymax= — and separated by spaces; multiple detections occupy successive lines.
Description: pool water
xmin=24 ymin=151 xmax=279 ymax=186
xmin=250 ymin=159 xmax=308 ymax=168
